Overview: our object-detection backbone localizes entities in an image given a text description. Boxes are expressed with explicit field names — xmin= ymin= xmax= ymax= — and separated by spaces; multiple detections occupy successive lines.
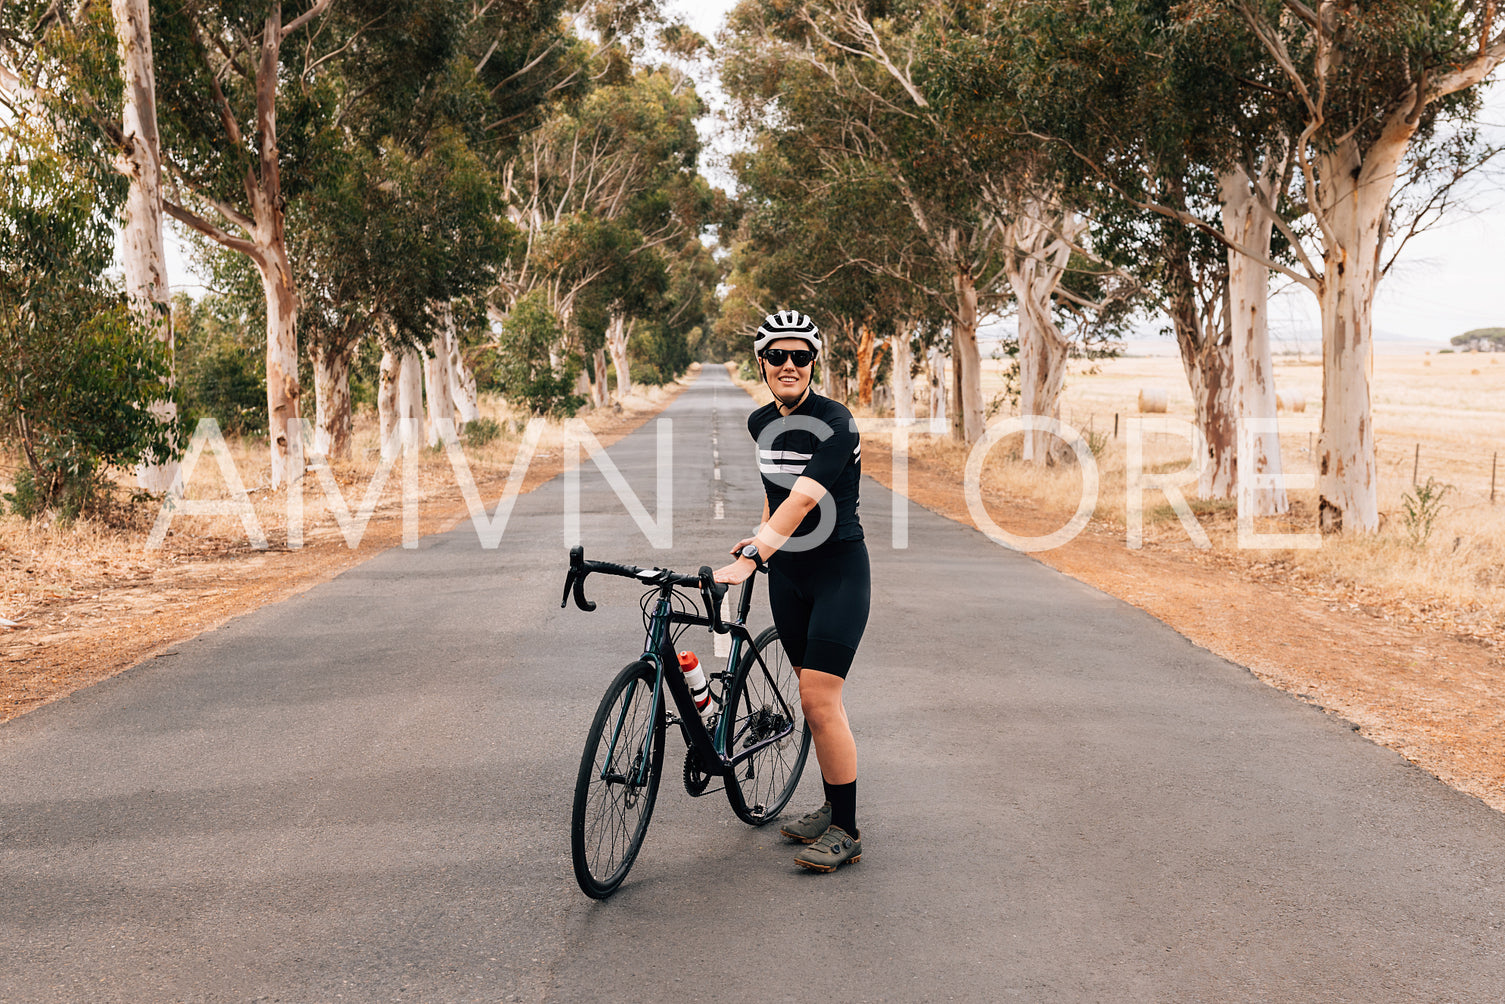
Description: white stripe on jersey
xmin=759 ymin=462 xmax=808 ymax=475
xmin=759 ymin=449 xmax=813 ymax=462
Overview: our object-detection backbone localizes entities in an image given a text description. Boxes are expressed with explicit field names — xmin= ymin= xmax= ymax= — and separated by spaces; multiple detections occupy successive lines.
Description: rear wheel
xmin=571 ymin=661 xmax=665 ymax=898
xmin=723 ymin=626 xmax=810 ymax=825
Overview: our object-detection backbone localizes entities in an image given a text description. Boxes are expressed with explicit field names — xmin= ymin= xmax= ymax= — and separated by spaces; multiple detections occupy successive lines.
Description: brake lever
xmin=699 ymin=565 xmax=730 ymax=633
xmin=565 ymin=545 xmax=596 ymax=612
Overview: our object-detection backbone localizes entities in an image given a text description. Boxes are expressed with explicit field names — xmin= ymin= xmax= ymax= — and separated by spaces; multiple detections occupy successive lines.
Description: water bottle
xmin=677 ymin=651 xmax=716 ymax=725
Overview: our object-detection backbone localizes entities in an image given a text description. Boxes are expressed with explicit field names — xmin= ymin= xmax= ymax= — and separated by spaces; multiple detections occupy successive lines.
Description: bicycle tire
xmin=571 ymin=660 xmax=665 ymax=898
xmin=723 ymin=626 xmax=811 ymax=825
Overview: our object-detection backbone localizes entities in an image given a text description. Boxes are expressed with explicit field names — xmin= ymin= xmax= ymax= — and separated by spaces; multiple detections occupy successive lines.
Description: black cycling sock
xmin=826 ymin=778 xmax=856 ymax=837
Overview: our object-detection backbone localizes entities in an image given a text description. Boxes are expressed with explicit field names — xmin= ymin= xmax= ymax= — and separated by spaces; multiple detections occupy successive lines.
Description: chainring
xmin=683 ymin=748 xmax=712 ymax=796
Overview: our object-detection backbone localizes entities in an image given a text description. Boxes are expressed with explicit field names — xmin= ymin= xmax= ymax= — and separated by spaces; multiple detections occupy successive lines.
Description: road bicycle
xmin=561 ymin=545 xmax=812 ymax=899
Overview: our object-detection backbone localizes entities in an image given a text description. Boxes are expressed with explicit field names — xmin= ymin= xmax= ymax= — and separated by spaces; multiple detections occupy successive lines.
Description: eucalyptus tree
xmin=495 ymin=62 xmax=714 ymax=403
xmin=722 ymin=0 xmax=1013 ymax=443
xmin=1229 ymin=0 xmax=1505 ymax=532
xmin=111 ymin=0 xmax=177 ymax=491
xmin=144 ymin=0 xmax=364 ymax=487
xmin=988 ymin=0 xmax=1299 ymax=501
xmin=293 ymin=129 xmax=514 ymax=458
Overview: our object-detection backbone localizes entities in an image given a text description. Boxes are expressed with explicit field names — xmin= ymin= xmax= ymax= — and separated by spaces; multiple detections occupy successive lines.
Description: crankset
xmin=683 ymin=748 xmax=713 ymax=796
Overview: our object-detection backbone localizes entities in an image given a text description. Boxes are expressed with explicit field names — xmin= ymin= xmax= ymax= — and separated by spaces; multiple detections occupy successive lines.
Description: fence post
xmin=1413 ymin=443 xmax=1420 ymax=486
xmin=1493 ymin=451 xmax=1498 ymax=504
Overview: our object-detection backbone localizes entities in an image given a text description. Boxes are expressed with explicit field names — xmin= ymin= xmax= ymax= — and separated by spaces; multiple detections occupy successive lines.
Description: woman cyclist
xmin=714 ymin=310 xmax=869 ymax=873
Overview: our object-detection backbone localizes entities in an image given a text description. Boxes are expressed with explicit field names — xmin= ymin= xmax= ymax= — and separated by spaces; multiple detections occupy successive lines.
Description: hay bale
xmin=1137 ymin=387 xmax=1168 ymax=413
xmin=1276 ymin=390 xmax=1306 ymax=413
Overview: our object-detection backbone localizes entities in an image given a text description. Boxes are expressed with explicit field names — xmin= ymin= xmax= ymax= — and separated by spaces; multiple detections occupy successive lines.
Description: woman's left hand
xmin=713 ymin=557 xmax=755 ymax=585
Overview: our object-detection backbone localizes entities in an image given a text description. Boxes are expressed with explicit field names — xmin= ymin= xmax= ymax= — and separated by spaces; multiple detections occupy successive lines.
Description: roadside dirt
xmin=5 ymin=375 xmax=1503 ymax=820
xmin=859 ymin=441 xmax=1505 ymax=815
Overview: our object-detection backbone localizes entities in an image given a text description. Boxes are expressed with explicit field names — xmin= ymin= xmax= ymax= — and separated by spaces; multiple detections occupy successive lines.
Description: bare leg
xmin=795 ymin=666 xmax=856 ymax=784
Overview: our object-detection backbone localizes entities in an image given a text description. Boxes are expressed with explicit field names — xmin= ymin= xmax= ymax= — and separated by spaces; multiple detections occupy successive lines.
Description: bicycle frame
xmin=605 ymin=574 xmax=799 ymax=790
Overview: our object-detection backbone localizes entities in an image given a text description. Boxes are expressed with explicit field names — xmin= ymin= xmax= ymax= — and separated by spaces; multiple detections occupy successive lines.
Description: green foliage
xmin=629 ymin=324 xmax=691 ymax=386
xmin=0 ymin=145 xmax=179 ymax=520
xmin=1452 ymin=328 xmax=1505 ymax=348
xmin=1401 ymin=477 xmax=1452 ymax=548
xmin=462 ymin=417 xmax=503 ymax=446
xmin=173 ymin=294 xmax=266 ymax=437
xmin=491 ymin=290 xmax=583 ymax=417
xmin=1086 ymin=429 xmax=1111 ymax=460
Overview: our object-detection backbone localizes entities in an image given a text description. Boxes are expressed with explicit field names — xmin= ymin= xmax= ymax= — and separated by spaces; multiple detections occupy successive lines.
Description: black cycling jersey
xmin=747 ymin=391 xmax=864 ymax=552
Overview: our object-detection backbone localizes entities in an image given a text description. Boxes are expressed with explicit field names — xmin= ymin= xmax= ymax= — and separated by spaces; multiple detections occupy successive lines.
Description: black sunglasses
xmin=760 ymin=348 xmax=817 ymax=368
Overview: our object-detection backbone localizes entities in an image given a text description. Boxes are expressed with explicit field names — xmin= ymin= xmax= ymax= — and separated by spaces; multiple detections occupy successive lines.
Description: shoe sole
xmin=780 ymin=828 xmax=821 ymax=844
xmin=794 ymin=852 xmax=860 ymax=873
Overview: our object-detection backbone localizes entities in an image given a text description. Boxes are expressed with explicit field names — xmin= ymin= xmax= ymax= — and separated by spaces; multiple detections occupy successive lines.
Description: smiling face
xmin=760 ymin=337 xmax=816 ymax=407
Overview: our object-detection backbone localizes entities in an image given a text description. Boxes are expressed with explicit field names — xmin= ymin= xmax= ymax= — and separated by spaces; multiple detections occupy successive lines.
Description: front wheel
xmin=723 ymin=626 xmax=811 ymax=825
xmin=571 ymin=661 xmax=665 ymax=898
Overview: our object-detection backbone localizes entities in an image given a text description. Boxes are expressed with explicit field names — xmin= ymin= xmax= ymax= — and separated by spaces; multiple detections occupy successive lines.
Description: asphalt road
xmin=4 ymin=366 xmax=1504 ymax=1003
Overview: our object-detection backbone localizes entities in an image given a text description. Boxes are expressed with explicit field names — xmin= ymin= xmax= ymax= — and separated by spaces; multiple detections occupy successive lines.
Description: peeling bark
xmin=927 ymin=345 xmax=947 ymax=423
xmin=1309 ymin=132 xmax=1408 ymax=534
xmin=396 ymin=347 xmax=424 ymax=454
xmin=606 ymin=314 xmax=633 ymax=400
xmin=951 ymin=270 xmax=984 ymax=443
xmin=1003 ymin=200 xmax=1078 ymax=465
xmin=114 ymin=0 xmax=177 ymax=492
xmin=440 ymin=307 xmax=480 ymax=425
xmin=424 ymin=335 xmax=457 ymax=447
xmin=1219 ymin=164 xmax=1287 ymax=516
xmin=591 ymin=347 xmax=610 ymax=408
xmin=891 ymin=332 xmax=915 ymax=422
xmin=255 ymin=250 xmax=302 ymax=487
xmin=379 ymin=346 xmax=424 ymax=460
xmin=855 ymin=323 xmax=887 ymax=407
xmin=378 ymin=348 xmax=400 ymax=459
xmin=1175 ymin=316 xmax=1237 ymax=500
xmin=312 ymin=342 xmax=353 ymax=460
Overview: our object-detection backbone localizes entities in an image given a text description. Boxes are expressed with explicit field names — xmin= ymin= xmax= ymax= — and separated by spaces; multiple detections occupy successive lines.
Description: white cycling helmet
xmin=753 ymin=310 xmax=821 ymax=354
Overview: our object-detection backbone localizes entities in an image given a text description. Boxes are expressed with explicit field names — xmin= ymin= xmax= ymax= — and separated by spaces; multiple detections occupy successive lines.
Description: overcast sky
xmin=671 ymin=0 xmax=1505 ymax=348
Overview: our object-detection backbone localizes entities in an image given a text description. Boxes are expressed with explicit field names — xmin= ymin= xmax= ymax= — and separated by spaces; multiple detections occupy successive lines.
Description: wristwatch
xmin=740 ymin=543 xmax=761 ymax=562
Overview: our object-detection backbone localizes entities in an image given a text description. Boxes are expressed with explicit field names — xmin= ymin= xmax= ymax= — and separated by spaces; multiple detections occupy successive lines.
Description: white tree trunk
xmin=397 ymin=346 xmax=425 ymax=454
xmin=254 ymin=251 xmax=303 ymax=488
xmin=438 ymin=303 xmax=479 ymax=425
xmin=1309 ymin=131 xmax=1410 ymax=533
xmin=1313 ymin=135 xmax=1402 ymax=533
xmin=312 ymin=343 xmax=354 ymax=460
xmin=891 ymin=332 xmax=915 ymax=422
xmin=591 ymin=347 xmax=610 ymax=408
xmin=424 ymin=337 xmax=456 ymax=447
xmin=379 ymin=346 xmax=424 ymax=460
xmin=1004 ymin=202 xmax=1078 ymax=464
xmin=378 ymin=348 xmax=400 ymax=460
xmin=1219 ymin=164 xmax=1288 ymax=516
xmin=115 ymin=0 xmax=177 ymax=493
xmin=1163 ymin=238 xmax=1236 ymax=498
xmin=927 ymin=345 xmax=947 ymax=423
xmin=951 ymin=269 xmax=984 ymax=444
xmin=606 ymin=313 xmax=633 ymax=400
xmin=1178 ymin=331 xmax=1237 ymax=498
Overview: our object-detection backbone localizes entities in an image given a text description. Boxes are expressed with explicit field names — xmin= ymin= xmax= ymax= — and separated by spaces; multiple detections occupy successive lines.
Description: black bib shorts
xmin=767 ymin=540 xmax=870 ymax=679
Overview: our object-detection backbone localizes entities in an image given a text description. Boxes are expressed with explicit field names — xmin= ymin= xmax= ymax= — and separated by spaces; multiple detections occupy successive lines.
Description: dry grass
xmin=964 ymin=348 xmax=1505 ymax=650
